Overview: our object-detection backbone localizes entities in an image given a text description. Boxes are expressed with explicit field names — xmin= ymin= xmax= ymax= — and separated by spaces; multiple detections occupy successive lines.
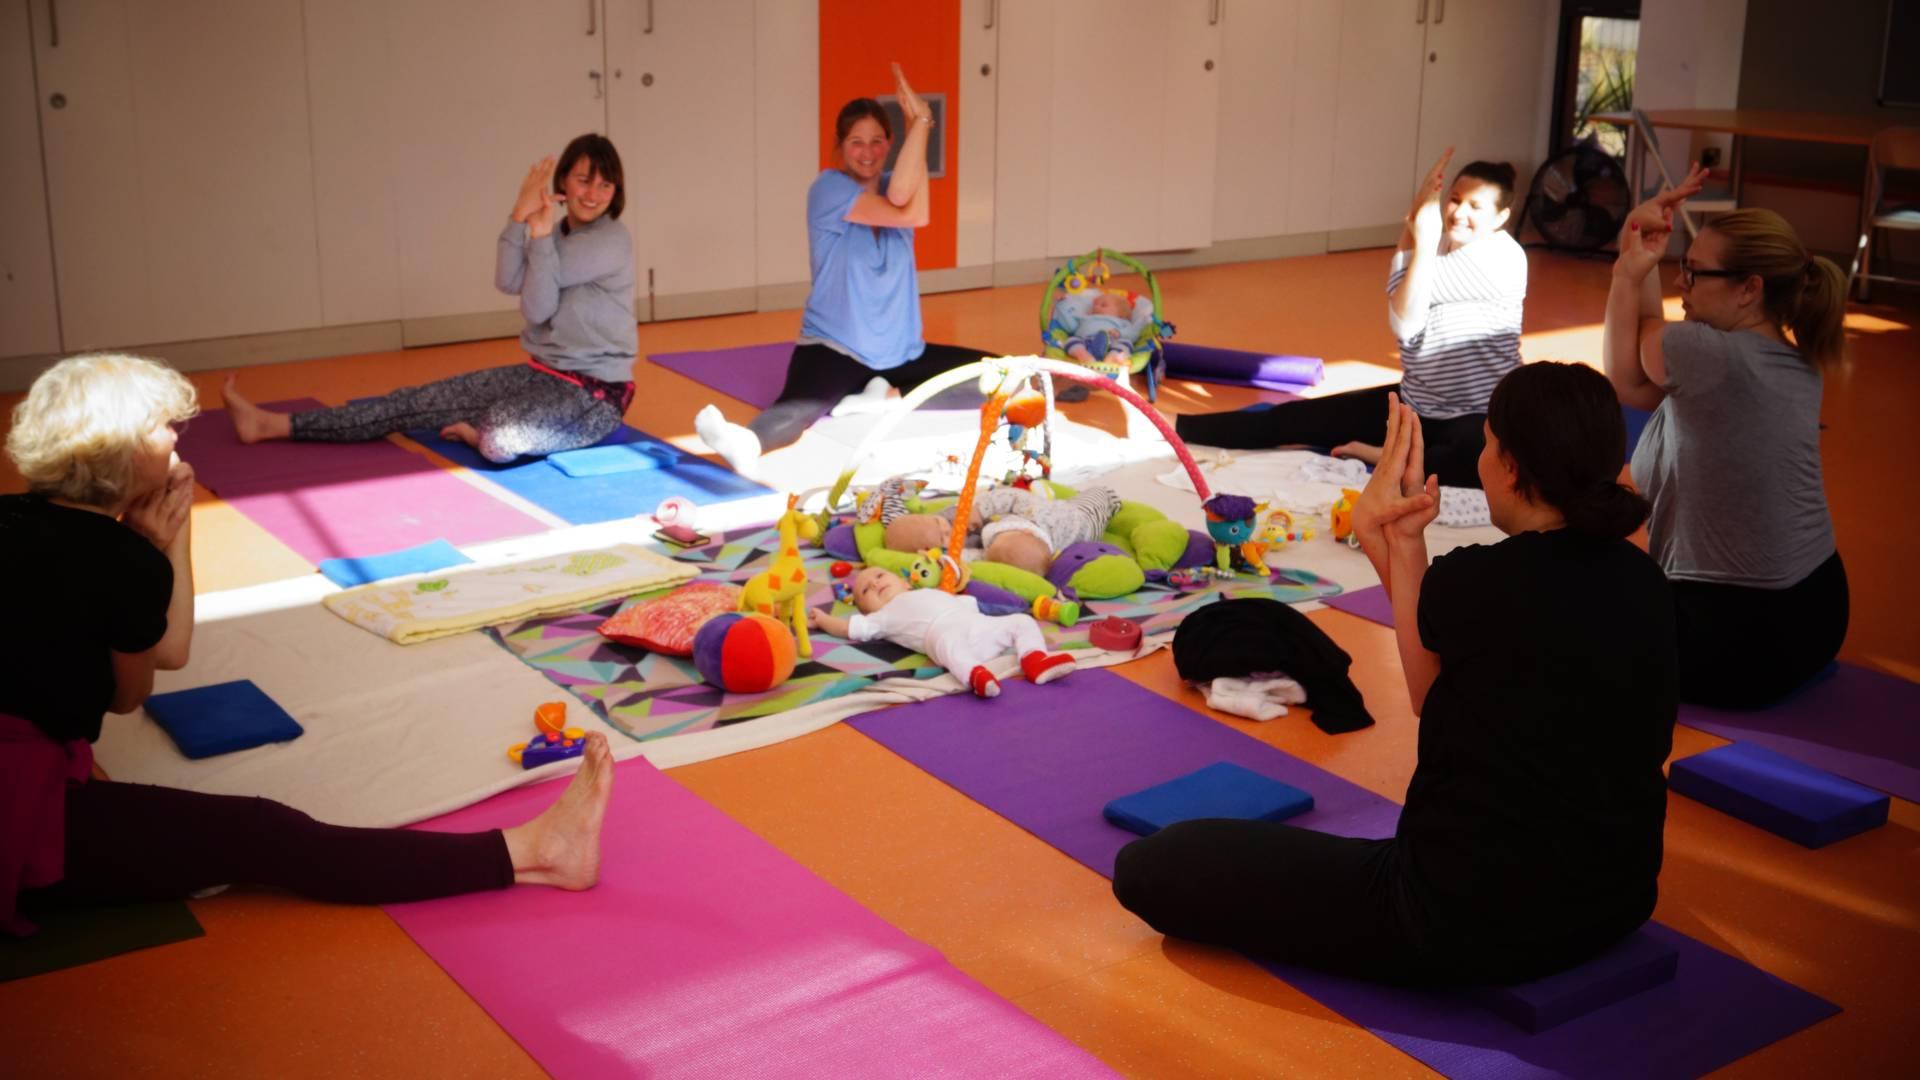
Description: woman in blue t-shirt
xmin=696 ymin=65 xmax=995 ymax=476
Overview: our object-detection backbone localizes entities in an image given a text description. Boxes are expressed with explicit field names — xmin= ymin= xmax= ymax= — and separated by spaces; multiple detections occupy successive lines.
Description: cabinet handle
xmin=1434 ymin=0 xmax=1446 ymax=23
xmin=645 ymin=0 xmax=654 ymax=34
xmin=984 ymin=0 xmax=996 ymax=30
xmin=587 ymin=0 xmax=596 ymax=35
xmin=48 ymin=0 xmax=59 ymax=46
xmin=1416 ymin=0 xmax=1427 ymax=24
xmin=590 ymin=70 xmax=603 ymax=99
xmin=1209 ymin=0 xmax=1221 ymax=26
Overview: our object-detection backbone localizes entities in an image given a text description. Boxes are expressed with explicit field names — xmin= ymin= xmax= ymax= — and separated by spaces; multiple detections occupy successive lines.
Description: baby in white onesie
xmin=808 ymin=566 xmax=1078 ymax=698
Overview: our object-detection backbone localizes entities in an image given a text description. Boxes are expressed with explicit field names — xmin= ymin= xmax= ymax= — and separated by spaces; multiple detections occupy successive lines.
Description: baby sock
xmin=693 ymin=404 xmax=762 ymax=477
xmin=1020 ymin=650 xmax=1077 ymax=686
xmin=969 ymin=665 xmax=1001 ymax=698
xmin=829 ymin=376 xmax=894 ymax=417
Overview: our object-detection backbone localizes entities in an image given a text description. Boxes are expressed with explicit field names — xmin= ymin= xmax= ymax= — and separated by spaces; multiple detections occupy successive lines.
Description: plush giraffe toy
xmin=739 ymin=494 xmax=820 ymax=657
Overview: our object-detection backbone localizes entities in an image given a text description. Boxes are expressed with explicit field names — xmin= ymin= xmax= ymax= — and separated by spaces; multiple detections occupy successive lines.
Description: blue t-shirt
xmin=798 ymin=170 xmax=924 ymax=370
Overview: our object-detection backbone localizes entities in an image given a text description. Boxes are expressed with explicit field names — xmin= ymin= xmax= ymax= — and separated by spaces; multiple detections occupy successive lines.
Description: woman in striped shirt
xmin=1175 ymin=152 xmax=1527 ymax=489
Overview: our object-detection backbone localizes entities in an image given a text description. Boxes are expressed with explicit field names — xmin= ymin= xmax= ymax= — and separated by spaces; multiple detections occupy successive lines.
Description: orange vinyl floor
xmin=3 ymin=251 xmax=1917 ymax=1077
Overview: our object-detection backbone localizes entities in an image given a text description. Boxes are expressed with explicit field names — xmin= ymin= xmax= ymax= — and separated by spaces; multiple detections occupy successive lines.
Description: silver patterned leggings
xmin=289 ymin=364 xmax=628 ymax=463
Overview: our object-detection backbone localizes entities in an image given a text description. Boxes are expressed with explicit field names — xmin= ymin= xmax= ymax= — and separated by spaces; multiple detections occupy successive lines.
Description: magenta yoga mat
xmin=648 ymin=342 xmax=795 ymax=409
xmin=849 ymin=670 xmax=1839 ymax=1080
xmin=1321 ymin=586 xmax=1920 ymax=802
xmin=385 ymin=756 xmax=1116 ymax=1079
xmin=177 ymin=400 xmax=546 ymax=564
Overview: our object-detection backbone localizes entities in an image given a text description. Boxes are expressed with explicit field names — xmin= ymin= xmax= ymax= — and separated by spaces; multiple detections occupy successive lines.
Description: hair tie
xmin=1803 ymin=259 xmax=1817 ymax=280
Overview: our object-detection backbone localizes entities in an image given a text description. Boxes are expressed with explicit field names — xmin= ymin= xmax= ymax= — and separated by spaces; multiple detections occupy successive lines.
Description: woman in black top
xmin=3 ymin=354 xmax=614 ymax=934
xmin=1113 ymin=362 xmax=1677 ymax=986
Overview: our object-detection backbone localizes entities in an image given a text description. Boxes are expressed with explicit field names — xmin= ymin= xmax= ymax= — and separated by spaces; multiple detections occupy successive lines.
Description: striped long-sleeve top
xmin=1385 ymin=229 xmax=1528 ymax=419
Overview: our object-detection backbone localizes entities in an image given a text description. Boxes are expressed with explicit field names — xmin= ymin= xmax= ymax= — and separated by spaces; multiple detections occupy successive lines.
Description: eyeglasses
xmin=1679 ymin=265 xmax=1743 ymax=288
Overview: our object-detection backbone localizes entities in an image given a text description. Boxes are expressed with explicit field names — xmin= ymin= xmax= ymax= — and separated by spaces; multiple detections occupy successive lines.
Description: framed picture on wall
xmin=878 ymin=93 xmax=947 ymax=178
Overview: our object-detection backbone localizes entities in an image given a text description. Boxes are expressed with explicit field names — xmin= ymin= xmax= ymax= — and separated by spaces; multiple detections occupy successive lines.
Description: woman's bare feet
xmin=222 ymin=377 xmax=292 ymax=443
xmin=439 ymin=422 xmax=481 ymax=449
xmin=1330 ymin=441 xmax=1383 ymax=465
xmin=504 ymin=732 xmax=615 ymax=890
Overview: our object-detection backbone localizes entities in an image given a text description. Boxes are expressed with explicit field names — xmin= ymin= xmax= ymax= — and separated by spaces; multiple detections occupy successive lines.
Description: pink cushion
xmin=598 ymin=581 xmax=741 ymax=655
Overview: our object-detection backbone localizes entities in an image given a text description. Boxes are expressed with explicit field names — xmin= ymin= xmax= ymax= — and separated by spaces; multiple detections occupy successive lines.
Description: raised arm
xmin=1387 ymin=149 xmax=1453 ymax=339
xmin=516 ymin=194 xmax=633 ymax=325
xmin=846 ymin=64 xmax=932 ymax=229
xmin=1350 ymin=397 xmax=1442 ymax=715
xmin=1604 ymin=164 xmax=1706 ymax=410
xmin=496 ymin=158 xmax=555 ymax=296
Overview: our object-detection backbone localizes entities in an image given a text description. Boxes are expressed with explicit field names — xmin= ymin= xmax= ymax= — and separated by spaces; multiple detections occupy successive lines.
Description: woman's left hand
xmin=528 ymin=191 xmax=559 ymax=239
xmin=1352 ymin=395 xmax=1438 ymax=542
xmin=1383 ymin=404 xmax=1440 ymax=542
xmin=892 ymin=62 xmax=932 ymax=126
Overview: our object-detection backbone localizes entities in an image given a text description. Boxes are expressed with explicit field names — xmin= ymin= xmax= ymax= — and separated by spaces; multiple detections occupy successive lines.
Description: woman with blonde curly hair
xmin=3 ymin=355 xmax=614 ymax=935
xmin=1605 ymin=169 xmax=1850 ymax=708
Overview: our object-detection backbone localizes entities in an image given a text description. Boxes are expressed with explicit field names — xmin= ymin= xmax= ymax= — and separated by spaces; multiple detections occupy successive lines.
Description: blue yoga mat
xmin=318 ymin=539 xmax=472 ymax=587
xmin=407 ymin=424 xmax=771 ymax=525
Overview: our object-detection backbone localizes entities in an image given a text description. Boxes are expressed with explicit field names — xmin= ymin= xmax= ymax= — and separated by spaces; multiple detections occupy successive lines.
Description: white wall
xmin=1636 ymin=0 xmax=1748 ymax=179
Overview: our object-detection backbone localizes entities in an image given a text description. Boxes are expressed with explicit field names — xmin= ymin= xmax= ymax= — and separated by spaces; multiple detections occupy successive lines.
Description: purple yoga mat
xmin=1679 ymin=665 xmax=1920 ymax=803
xmin=1321 ymin=583 xmax=1396 ymax=627
xmin=177 ymin=399 xmax=547 ymax=564
xmin=1162 ymin=342 xmax=1325 ymax=390
xmin=1321 ymin=586 xmax=1920 ymax=802
xmin=648 ymin=342 xmax=794 ymax=409
xmin=850 ymin=670 xmax=1839 ymax=1080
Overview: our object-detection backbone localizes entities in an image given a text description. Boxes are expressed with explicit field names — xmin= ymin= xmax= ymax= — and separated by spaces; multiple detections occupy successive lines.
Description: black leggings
xmin=748 ymin=342 xmax=995 ymax=452
xmin=19 ymin=780 xmax=512 ymax=910
xmin=1113 ymin=819 xmax=1642 ymax=988
xmin=1173 ymin=384 xmax=1488 ymax=490
xmin=1672 ymin=551 xmax=1850 ymax=710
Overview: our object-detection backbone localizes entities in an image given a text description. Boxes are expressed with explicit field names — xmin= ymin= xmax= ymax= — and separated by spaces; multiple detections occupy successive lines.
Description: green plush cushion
xmin=966 ymin=560 xmax=1056 ymax=600
xmin=1103 ymin=500 xmax=1168 ymax=543
xmin=1067 ymin=554 xmax=1145 ymax=600
xmin=1125 ymin=519 xmax=1193 ymax=571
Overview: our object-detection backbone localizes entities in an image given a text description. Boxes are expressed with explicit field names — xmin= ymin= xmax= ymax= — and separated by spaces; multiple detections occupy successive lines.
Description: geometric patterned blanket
xmin=487 ymin=523 xmax=1343 ymax=744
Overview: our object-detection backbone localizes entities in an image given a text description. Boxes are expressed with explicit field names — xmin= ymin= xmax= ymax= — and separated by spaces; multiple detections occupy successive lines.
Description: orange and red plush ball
xmin=692 ymin=612 xmax=797 ymax=692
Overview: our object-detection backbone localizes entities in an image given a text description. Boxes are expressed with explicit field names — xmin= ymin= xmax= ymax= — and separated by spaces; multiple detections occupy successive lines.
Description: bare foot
xmin=1330 ymin=441 xmax=1382 ymax=465
xmin=439 ymin=422 xmax=480 ymax=448
xmin=504 ymin=732 xmax=614 ymax=890
xmin=222 ymin=376 xmax=292 ymax=443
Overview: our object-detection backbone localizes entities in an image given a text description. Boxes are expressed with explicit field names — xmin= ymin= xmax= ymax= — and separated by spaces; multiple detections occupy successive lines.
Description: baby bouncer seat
xmin=1040 ymin=247 xmax=1176 ymax=401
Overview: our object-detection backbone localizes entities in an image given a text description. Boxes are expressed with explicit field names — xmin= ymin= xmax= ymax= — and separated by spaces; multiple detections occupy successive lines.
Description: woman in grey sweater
xmin=224 ymin=134 xmax=636 ymax=463
xmin=1605 ymin=169 xmax=1850 ymax=708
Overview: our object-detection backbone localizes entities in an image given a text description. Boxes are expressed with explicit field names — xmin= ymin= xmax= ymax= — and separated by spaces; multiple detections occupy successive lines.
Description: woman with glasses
xmin=1604 ymin=167 xmax=1850 ymax=708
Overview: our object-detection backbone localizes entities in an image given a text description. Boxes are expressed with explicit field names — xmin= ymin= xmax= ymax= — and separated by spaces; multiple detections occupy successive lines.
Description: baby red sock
xmin=1020 ymin=651 xmax=1077 ymax=686
xmin=969 ymin=665 xmax=1001 ymax=698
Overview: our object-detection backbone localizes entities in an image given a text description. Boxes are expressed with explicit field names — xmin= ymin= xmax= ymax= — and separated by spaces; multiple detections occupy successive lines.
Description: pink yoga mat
xmin=386 ymin=758 xmax=1115 ymax=1079
xmin=177 ymin=400 xmax=547 ymax=564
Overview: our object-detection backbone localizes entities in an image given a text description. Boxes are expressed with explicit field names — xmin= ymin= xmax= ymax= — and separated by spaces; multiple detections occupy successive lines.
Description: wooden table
xmin=1590 ymin=108 xmax=1884 ymax=221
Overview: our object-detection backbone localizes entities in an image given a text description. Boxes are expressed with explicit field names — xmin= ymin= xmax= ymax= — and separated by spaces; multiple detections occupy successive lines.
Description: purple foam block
xmin=1670 ymin=742 xmax=1890 ymax=848
xmin=1162 ymin=342 xmax=1325 ymax=388
xmin=1475 ymin=930 xmax=1679 ymax=1033
xmin=851 ymin=670 xmax=1840 ymax=1080
xmin=1321 ymin=583 xmax=1395 ymax=626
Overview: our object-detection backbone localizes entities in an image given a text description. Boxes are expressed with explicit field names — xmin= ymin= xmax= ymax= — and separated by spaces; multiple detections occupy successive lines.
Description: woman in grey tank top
xmin=1603 ymin=168 xmax=1850 ymax=708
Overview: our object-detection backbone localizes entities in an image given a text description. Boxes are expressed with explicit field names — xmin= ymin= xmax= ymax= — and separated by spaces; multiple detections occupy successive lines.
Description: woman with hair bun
xmin=1115 ymin=363 xmax=1677 ymax=988
xmin=1605 ymin=168 xmax=1850 ymax=708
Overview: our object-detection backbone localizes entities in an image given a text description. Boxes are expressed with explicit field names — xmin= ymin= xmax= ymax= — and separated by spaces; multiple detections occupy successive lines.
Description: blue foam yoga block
xmin=1477 ymin=928 xmax=1680 ymax=1033
xmin=145 ymin=680 xmax=304 ymax=760
xmin=1670 ymin=742 xmax=1889 ymax=849
xmin=1103 ymin=761 xmax=1313 ymax=836
xmin=318 ymin=538 xmax=472 ymax=587
xmin=546 ymin=442 xmax=677 ymax=477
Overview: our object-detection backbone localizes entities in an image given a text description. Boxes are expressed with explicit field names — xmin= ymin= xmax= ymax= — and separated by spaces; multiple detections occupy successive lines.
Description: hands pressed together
xmin=125 ymin=458 xmax=195 ymax=552
xmin=892 ymin=62 xmax=932 ymax=129
xmin=1350 ymin=393 xmax=1439 ymax=557
xmin=1615 ymin=162 xmax=1709 ymax=282
xmin=512 ymin=156 xmax=561 ymax=239
xmin=1405 ymin=147 xmax=1454 ymax=246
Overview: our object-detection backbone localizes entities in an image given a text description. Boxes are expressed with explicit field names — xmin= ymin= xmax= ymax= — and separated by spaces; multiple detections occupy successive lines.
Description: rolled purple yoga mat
xmin=1162 ymin=342 xmax=1325 ymax=390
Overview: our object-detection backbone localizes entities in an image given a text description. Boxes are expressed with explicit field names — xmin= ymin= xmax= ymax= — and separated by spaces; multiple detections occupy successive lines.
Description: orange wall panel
xmin=818 ymin=0 xmax=960 ymax=271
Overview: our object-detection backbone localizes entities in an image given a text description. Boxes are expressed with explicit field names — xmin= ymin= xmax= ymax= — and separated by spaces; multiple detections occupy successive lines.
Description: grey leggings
xmin=290 ymin=364 xmax=627 ymax=463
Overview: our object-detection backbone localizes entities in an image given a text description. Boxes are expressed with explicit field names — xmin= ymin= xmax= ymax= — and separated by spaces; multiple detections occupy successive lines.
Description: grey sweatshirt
xmin=495 ymin=214 xmax=638 ymax=384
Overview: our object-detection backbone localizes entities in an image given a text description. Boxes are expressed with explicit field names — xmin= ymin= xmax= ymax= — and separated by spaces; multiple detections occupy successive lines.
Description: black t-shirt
xmin=0 ymin=494 xmax=172 ymax=743
xmin=1398 ymin=528 xmax=1677 ymax=954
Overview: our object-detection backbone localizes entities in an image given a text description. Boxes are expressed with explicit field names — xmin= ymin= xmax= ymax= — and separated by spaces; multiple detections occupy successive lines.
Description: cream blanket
xmin=323 ymin=543 xmax=696 ymax=644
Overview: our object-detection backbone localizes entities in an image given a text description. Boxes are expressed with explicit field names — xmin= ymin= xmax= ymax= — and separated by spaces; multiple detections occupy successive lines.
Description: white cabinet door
xmin=1 ymin=1 xmax=60 ymax=359
xmin=1212 ymin=0 xmax=1341 ymax=241
xmin=956 ymin=0 xmax=998 ymax=269
xmin=1327 ymin=0 xmax=1427 ymax=234
xmin=1413 ymin=0 xmax=1553 ymax=201
xmin=1045 ymin=0 xmax=1218 ymax=256
xmin=32 ymin=0 xmax=323 ymax=349
xmin=606 ymin=0 xmax=757 ymax=319
xmin=382 ymin=1 xmax=607 ymax=322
